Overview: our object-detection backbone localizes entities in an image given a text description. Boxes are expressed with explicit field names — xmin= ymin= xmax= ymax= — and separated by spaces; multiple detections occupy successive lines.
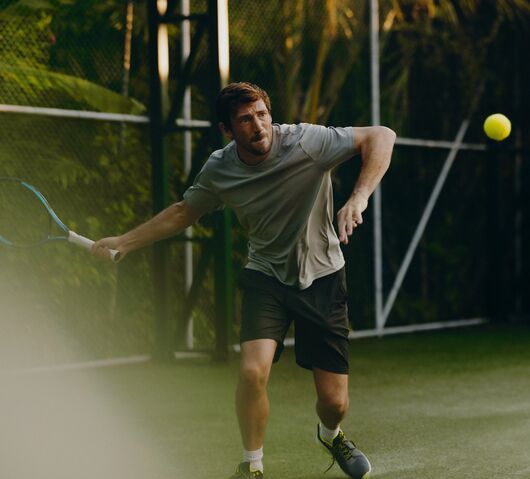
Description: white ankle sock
xmin=243 ymin=447 xmax=263 ymax=473
xmin=319 ymin=422 xmax=340 ymax=444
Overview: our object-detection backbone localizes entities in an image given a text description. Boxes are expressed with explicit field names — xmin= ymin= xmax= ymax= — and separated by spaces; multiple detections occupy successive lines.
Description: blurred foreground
xmin=1 ymin=325 xmax=530 ymax=478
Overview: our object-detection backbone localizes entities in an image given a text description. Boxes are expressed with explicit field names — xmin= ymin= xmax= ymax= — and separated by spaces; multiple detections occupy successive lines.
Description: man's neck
xmin=237 ymin=146 xmax=269 ymax=166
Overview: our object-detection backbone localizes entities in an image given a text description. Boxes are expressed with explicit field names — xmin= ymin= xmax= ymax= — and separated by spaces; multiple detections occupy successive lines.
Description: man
xmin=92 ymin=82 xmax=395 ymax=479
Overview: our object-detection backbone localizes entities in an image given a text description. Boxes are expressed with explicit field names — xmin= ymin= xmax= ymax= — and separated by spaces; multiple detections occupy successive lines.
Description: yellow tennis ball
xmin=483 ymin=113 xmax=511 ymax=141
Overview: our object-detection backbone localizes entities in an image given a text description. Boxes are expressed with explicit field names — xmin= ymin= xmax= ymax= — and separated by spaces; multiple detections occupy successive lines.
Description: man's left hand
xmin=337 ymin=194 xmax=369 ymax=245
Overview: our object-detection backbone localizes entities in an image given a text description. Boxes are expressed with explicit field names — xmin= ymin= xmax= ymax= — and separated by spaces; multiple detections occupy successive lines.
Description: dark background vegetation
xmin=0 ymin=0 xmax=528 ymax=361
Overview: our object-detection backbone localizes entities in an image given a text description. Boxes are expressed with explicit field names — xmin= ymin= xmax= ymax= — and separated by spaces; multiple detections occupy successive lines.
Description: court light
xmin=157 ymin=0 xmax=167 ymax=15
xmin=217 ymin=0 xmax=230 ymax=86
xmin=157 ymin=0 xmax=169 ymax=83
xmin=158 ymin=24 xmax=169 ymax=82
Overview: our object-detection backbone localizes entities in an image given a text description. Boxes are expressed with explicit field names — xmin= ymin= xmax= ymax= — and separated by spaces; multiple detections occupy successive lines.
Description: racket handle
xmin=68 ymin=231 xmax=121 ymax=263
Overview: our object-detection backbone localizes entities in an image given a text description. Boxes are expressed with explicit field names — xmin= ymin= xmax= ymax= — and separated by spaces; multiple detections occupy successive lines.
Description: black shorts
xmin=239 ymin=267 xmax=350 ymax=374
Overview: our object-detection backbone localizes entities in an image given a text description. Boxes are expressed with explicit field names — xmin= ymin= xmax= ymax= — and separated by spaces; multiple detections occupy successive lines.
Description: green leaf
xmin=1 ymin=65 xmax=146 ymax=114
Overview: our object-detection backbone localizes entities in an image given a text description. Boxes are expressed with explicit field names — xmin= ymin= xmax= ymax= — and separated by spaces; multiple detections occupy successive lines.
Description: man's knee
xmin=238 ymin=339 xmax=276 ymax=390
xmin=239 ymin=362 xmax=270 ymax=390
xmin=318 ymin=391 xmax=349 ymax=416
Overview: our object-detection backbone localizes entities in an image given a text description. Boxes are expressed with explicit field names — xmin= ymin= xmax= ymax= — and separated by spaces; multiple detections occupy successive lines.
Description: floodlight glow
xmin=157 ymin=0 xmax=168 ymax=15
xmin=217 ymin=0 xmax=230 ymax=86
xmin=158 ymin=24 xmax=170 ymax=82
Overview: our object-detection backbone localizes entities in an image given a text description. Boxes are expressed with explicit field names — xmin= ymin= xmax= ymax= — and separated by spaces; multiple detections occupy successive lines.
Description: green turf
xmin=3 ymin=324 xmax=530 ymax=478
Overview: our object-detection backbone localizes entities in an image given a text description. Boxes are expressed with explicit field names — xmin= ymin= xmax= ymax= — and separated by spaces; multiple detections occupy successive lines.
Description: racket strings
xmin=0 ymin=179 xmax=54 ymax=246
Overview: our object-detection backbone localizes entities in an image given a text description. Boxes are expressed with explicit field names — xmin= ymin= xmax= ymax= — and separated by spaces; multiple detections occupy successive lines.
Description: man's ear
xmin=218 ymin=122 xmax=233 ymax=140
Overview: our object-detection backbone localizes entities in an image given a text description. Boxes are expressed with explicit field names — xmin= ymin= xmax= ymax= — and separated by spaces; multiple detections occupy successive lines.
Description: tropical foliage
xmin=0 ymin=0 xmax=528 ymax=361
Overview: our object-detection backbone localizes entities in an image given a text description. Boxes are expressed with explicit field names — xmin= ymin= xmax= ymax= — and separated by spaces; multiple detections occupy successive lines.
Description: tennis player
xmin=92 ymin=82 xmax=395 ymax=479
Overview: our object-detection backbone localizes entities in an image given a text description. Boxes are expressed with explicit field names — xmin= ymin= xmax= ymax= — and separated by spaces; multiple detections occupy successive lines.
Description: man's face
xmin=222 ymin=99 xmax=273 ymax=162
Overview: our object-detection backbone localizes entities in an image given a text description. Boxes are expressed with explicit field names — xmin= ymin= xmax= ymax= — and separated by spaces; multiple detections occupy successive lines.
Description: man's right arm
xmin=91 ymin=200 xmax=202 ymax=261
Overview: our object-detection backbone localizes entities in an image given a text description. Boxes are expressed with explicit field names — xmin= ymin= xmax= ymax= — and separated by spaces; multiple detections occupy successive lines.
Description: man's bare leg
xmin=313 ymin=368 xmax=349 ymax=430
xmin=236 ymin=339 xmax=276 ymax=450
xmin=313 ymin=368 xmax=371 ymax=478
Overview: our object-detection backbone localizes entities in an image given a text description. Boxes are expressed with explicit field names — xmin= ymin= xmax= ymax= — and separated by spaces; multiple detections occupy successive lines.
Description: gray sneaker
xmin=317 ymin=426 xmax=372 ymax=478
xmin=228 ymin=462 xmax=264 ymax=479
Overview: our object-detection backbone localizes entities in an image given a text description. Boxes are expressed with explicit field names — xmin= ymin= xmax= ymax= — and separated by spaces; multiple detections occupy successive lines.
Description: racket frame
xmin=0 ymin=177 xmax=120 ymax=262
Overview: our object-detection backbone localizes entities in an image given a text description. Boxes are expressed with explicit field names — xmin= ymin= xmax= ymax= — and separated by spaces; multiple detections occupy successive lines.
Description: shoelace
xmin=338 ymin=438 xmax=355 ymax=460
xmin=324 ymin=432 xmax=355 ymax=473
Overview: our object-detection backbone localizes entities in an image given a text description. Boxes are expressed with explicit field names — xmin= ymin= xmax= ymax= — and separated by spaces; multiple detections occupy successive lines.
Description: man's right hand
xmin=91 ymin=236 xmax=124 ymax=262
xmin=89 ymin=201 xmax=202 ymax=263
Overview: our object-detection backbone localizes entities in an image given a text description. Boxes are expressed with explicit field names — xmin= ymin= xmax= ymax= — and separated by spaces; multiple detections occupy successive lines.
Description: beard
xmin=241 ymin=135 xmax=272 ymax=156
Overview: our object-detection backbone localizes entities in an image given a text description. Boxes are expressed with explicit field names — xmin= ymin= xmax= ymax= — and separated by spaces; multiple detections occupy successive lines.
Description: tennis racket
xmin=0 ymin=177 xmax=120 ymax=262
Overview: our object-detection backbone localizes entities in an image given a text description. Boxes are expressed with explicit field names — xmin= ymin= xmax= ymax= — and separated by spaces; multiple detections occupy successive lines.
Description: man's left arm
xmin=337 ymin=126 xmax=396 ymax=245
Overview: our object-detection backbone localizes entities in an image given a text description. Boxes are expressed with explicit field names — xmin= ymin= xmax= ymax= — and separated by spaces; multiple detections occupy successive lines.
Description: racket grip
xmin=68 ymin=231 xmax=121 ymax=263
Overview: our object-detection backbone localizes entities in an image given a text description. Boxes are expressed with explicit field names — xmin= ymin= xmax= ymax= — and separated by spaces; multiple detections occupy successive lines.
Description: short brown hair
xmin=216 ymin=82 xmax=271 ymax=129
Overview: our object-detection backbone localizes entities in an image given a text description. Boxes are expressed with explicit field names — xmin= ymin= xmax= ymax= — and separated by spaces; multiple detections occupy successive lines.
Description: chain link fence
xmin=1 ymin=1 xmax=528 ymax=368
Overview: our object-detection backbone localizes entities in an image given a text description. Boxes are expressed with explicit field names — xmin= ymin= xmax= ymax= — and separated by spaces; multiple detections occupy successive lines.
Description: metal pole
xmin=370 ymin=0 xmax=383 ymax=332
xmin=487 ymin=140 xmax=503 ymax=321
xmin=514 ymin=126 xmax=523 ymax=316
xmin=180 ymin=0 xmax=194 ymax=349
xmin=148 ymin=0 xmax=172 ymax=361
xmin=122 ymin=0 xmax=134 ymax=99
xmin=208 ymin=0 xmax=232 ymax=360
xmin=513 ymin=32 xmax=523 ymax=317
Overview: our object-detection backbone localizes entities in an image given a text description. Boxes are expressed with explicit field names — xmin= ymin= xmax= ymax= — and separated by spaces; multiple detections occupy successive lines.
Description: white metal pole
xmin=514 ymin=125 xmax=523 ymax=315
xmin=513 ymin=37 xmax=523 ymax=317
xmin=180 ymin=0 xmax=194 ymax=349
xmin=0 ymin=104 xmax=211 ymax=127
xmin=370 ymin=0 xmax=384 ymax=332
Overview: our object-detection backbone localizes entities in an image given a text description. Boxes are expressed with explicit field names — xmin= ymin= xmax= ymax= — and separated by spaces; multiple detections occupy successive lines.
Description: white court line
xmin=1 ymin=351 xmax=209 ymax=376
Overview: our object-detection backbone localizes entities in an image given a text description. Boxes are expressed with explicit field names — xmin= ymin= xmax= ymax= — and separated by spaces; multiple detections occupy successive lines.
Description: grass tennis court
xmin=2 ymin=324 xmax=530 ymax=479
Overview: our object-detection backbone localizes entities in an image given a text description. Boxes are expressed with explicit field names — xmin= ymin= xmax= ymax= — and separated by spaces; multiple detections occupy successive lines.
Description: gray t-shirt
xmin=183 ymin=123 xmax=356 ymax=289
